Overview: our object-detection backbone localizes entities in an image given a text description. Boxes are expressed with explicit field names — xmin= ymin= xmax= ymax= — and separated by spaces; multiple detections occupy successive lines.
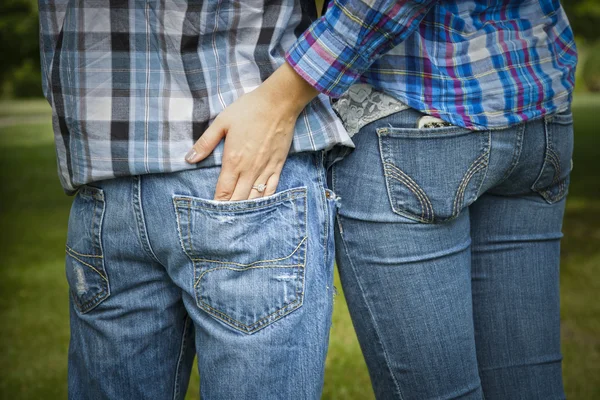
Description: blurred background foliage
xmin=0 ymin=1 xmax=599 ymax=399
xmin=0 ymin=0 xmax=600 ymax=98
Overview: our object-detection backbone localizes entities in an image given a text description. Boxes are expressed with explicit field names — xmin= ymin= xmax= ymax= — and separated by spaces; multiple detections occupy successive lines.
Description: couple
xmin=40 ymin=0 xmax=576 ymax=399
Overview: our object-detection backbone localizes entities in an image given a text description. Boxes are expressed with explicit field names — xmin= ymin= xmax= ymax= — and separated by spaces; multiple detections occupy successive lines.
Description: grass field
xmin=0 ymin=98 xmax=598 ymax=399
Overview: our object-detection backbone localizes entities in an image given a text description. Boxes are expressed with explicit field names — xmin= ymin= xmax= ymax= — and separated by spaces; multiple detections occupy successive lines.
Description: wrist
xmin=263 ymin=62 xmax=319 ymax=116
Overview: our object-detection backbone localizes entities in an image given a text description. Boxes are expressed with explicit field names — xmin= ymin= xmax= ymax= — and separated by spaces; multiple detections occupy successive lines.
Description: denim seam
xmin=195 ymin=264 xmax=305 ymax=289
xmin=452 ymin=151 xmax=489 ymax=216
xmin=71 ymin=287 xmax=109 ymax=313
xmin=378 ymin=133 xmax=434 ymax=223
xmin=496 ymin=123 xmax=525 ymax=186
xmin=199 ymin=298 xmax=303 ymax=333
xmin=532 ymin=117 xmax=569 ymax=203
xmin=66 ymin=187 xmax=111 ymax=314
xmin=172 ymin=198 xmax=194 ymax=262
xmin=174 ymin=190 xmax=308 ymax=334
xmin=196 ymin=232 xmax=307 ymax=334
xmin=172 ymin=315 xmax=191 ymax=400
xmin=479 ymin=354 xmax=564 ymax=372
xmin=65 ymin=249 xmax=108 ymax=282
xmin=336 ymin=215 xmax=405 ymax=400
xmin=383 ymin=164 xmax=433 ymax=222
xmin=315 ymin=151 xmax=330 ymax=277
xmin=189 ymin=237 xmax=307 ymax=267
xmin=65 ymin=244 xmax=103 ymax=259
xmin=132 ymin=176 xmax=162 ymax=264
xmin=172 ymin=188 xmax=306 ymax=212
xmin=384 ymin=170 xmax=428 ymax=221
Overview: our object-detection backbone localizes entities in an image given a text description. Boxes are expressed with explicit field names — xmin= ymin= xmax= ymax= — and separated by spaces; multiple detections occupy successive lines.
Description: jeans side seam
xmin=172 ymin=315 xmax=191 ymax=400
xmin=132 ymin=176 xmax=162 ymax=264
xmin=336 ymin=214 xmax=405 ymax=400
xmin=314 ymin=151 xmax=330 ymax=279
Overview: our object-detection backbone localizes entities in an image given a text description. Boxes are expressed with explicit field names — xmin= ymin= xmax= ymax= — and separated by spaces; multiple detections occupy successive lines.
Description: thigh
xmin=66 ymin=181 xmax=194 ymax=400
xmin=331 ymin=110 xmax=485 ymax=400
xmin=146 ymin=152 xmax=336 ymax=400
xmin=470 ymin=194 xmax=565 ymax=400
xmin=470 ymin=112 xmax=573 ymax=400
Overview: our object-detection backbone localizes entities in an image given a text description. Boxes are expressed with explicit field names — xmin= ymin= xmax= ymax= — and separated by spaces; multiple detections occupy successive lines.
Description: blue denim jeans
xmin=65 ymin=152 xmax=337 ymax=399
xmin=329 ymin=108 xmax=573 ymax=399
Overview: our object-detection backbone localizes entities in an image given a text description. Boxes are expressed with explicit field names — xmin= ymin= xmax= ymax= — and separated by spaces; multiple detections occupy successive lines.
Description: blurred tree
xmin=0 ymin=0 xmax=598 ymax=98
xmin=583 ymin=41 xmax=600 ymax=92
xmin=0 ymin=0 xmax=41 ymax=97
xmin=562 ymin=0 xmax=600 ymax=40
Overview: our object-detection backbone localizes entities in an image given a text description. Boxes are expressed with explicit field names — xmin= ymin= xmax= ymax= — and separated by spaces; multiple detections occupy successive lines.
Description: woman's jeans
xmin=65 ymin=152 xmax=337 ymax=399
xmin=330 ymin=108 xmax=573 ymax=399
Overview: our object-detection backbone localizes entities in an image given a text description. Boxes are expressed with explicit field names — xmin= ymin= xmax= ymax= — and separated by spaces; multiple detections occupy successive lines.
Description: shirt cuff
xmin=285 ymin=20 xmax=373 ymax=98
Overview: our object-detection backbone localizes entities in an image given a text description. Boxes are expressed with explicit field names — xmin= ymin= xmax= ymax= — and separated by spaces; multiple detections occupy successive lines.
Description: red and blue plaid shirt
xmin=287 ymin=0 xmax=577 ymax=130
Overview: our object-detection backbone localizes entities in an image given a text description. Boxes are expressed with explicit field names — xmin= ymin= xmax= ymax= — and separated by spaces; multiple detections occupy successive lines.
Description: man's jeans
xmin=330 ymin=108 xmax=572 ymax=399
xmin=65 ymin=152 xmax=337 ymax=399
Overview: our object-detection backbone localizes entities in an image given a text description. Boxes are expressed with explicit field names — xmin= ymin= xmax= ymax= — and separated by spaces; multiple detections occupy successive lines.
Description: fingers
xmin=248 ymin=171 xmax=275 ymax=200
xmin=213 ymin=164 xmax=239 ymax=201
xmin=263 ymin=173 xmax=280 ymax=197
xmin=186 ymin=120 xmax=226 ymax=164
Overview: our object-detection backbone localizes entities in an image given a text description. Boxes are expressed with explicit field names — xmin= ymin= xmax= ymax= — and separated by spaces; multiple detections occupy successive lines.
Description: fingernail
xmin=185 ymin=149 xmax=198 ymax=162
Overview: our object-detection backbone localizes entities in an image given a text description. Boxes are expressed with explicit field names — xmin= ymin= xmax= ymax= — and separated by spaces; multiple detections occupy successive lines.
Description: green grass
xmin=0 ymin=98 xmax=599 ymax=399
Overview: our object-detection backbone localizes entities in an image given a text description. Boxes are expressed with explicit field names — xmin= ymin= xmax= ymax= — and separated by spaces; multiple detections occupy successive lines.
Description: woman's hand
xmin=185 ymin=62 xmax=318 ymax=201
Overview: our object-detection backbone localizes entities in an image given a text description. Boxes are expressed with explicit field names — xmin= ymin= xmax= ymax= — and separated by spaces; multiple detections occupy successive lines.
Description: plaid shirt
xmin=39 ymin=0 xmax=352 ymax=195
xmin=286 ymin=0 xmax=577 ymax=130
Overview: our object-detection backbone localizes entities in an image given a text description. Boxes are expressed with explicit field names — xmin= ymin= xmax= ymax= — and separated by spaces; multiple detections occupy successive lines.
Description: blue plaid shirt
xmin=287 ymin=0 xmax=577 ymax=130
xmin=39 ymin=0 xmax=352 ymax=195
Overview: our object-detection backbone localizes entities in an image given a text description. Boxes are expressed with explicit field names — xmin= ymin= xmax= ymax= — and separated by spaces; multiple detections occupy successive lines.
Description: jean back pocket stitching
xmin=66 ymin=248 xmax=109 ymax=282
xmin=66 ymin=187 xmax=110 ymax=313
xmin=383 ymin=164 xmax=433 ymax=222
xmin=452 ymin=151 xmax=489 ymax=216
xmin=192 ymin=237 xmax=307 ymax=287
xmin=173 ymin=190 xmax=308 ymax=334
xmin=65 ymin=244 xmax=104 ymax=259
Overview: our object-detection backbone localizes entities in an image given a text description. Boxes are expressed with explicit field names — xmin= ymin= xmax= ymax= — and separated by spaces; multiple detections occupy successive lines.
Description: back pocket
xmin=532 ymin=111 xmax=574 ymax=203
xmin=173 ymin=187 xmax=308 ymax=334
xmin=377 ymin=113 xmax=491 ymax=223
xmin=65 ymin=185 xmax=110 ymax=313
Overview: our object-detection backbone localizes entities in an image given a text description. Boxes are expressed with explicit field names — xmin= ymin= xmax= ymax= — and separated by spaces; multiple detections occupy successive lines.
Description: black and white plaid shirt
xmin=39 ymin=0 xmax=351 ymax=194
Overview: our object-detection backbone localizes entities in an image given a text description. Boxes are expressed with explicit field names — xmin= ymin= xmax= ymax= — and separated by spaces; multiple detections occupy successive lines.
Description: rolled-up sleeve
xmin=285 ymin=0 xmax=435 ymax=97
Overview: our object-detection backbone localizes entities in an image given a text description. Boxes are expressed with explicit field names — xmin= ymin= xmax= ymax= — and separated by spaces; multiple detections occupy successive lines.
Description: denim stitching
xmin=133 ymin=176 xmax=162 ymax=264
xmin=189 ymin=236 xmax=307 ymax=266
xmin=496 ymin=124 xmax=525 ymax=186
xmin=195 ymin=264 xmax=304 ymax=289
xmin=314 ymin=151 xmax=330 ymax=287
xmin=176 ymin=187 xmax=308 ymax=333
xmin=384 ymin=170 xmax=427 ymax=221
xmin=383 ymin=165 xmax=433 ymax=221
xmin=66 ymin=249 xmax=108 ymax=282
xmin=198 ymin=298 xmax=303 ymax=333
xmin=65 ymin=245 xmax=103 ymax=258
xmin=454 ymin=160 xmax=488 ymax=216
xmin=172 ymin=315 xmax=191 ymax=400
xmin=71 ymin=287 xmax=109 ymax=313
xmin=173 ymin=188 xmax=306 ymax=213
xmin=452 ymin=151 xmax=489 ymax=216
xmin=453 ymin=155 xmax=489 ymax=215
xmin=378 ymin=132 xmax=434 ymax=223
xmin=336 ymin=216 xmax=405 ymax=400
xmin=454 ymin=159 xmax=487 ymax=215
xmin=174 ymin=194 xmax=305 ymax=213
xmin=196 ymin=233 xmax=308 ymax=333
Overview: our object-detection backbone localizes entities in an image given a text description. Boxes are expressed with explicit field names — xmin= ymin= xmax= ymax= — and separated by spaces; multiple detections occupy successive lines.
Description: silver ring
xmin=252 ymin=183 xmax=267 ymax=193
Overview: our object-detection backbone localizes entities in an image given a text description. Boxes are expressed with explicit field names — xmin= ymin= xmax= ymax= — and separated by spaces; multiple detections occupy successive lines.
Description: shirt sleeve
xmin=285 ymin=0 xmax=436 ymax=97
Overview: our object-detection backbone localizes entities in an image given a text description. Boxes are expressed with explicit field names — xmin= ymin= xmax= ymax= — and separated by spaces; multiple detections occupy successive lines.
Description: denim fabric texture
xmin=329 ymin=107 xmax=572 ymax=400
xmin=65 ymin=152 xmax=337 ymax=400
